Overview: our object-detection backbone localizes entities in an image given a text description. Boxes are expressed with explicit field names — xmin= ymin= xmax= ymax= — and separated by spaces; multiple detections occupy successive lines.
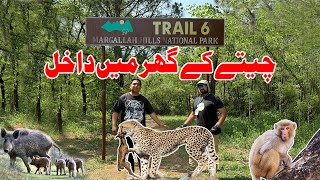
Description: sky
xmin=174 ymin=0 xmax=214 ymax=17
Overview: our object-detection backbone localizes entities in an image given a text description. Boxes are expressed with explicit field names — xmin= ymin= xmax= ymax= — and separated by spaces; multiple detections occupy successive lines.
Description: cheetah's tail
xmin=207 ymin=136 xmax=219 ymax=164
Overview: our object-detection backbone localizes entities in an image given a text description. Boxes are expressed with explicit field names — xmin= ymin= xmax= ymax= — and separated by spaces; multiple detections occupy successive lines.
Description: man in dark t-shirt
xmin=192 ymin=91 xmax=225 ymax=130
xmin=180 ymin=79 xmax=227 ymax=175
xmin=112 ymin=78 xmax=168 ymax=178
xmin=112 ymin=91 xmax=153 ymax=126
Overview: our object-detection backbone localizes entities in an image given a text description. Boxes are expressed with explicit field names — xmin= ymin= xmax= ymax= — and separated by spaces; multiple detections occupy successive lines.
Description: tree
xmin=0 ymin=0 xmax=184 ymax=133
xmin=187 ymin=0 xmax=320 ymax=121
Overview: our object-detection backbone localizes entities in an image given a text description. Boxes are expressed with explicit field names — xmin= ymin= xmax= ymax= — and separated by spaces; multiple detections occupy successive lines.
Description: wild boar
xmin=65 ymin=158 xmax=76 ymax=177
xmin=30 ymin=156 xmax=51 ymax=175
xmin=1 ymin=128 xmax=60 ymax=173
xmin=55 ymin=159 xmax=66 ymax=175
xmin=74 ymin=158 xmax=84 ymax=175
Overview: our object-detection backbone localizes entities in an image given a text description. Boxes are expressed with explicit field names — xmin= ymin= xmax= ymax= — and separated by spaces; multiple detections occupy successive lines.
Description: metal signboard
xmin=86 ymin=18 xmax=224 ymax=46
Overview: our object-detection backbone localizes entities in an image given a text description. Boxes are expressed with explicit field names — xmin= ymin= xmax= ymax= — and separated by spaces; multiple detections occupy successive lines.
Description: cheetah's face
xmin=118 ymin=126 xmax=134 ymax=137
xmin=117 ymin=120 xmax=138 ymax=137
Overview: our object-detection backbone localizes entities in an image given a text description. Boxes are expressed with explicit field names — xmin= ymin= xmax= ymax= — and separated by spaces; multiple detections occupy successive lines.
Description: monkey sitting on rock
xmin=249 ymin=119 xmax=297 ymax=180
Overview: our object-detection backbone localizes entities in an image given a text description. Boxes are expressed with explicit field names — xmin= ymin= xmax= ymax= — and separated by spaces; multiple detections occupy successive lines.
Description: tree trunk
xmin=36 ymin=96 xmax=41 ymax=122
xmin=113 ymin=0 xmax=123 ymax=87
xmin=12 ymin=59 xmax=19 ymax=112
xmin=114 ymin=46 xmax=124 ymax=87
xmin=57 ymin=104 xmax=62 ymax=134
xmin=13 ymin=79 xmax=19 ymax=111
xmin=187 ymin=95 xmax=190 ymax=111
xmin=51 ymin=79 xmax=55 ymax=99
xmin=271 ymin=128 xmax=320 ymax=180
xmin=57 ymin=87 xmax=63 ymax=134
xmin=80 ymin=76 xmax=87 ymax=115
xmin=223 ymin=81 xmax=226 ymax=100
xmin=35 ymin=70 xmax=41 ymax=122
xmin=0 ymin=65 xmax=6 ymax=111
xmin=0 ymin=78 xmax=5 ymax=111
xmin=210 ymin=47 xmax=218 ymax=95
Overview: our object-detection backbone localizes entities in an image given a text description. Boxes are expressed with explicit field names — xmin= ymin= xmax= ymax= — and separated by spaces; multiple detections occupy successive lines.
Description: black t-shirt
xmin=112 ymin=92 xmax=154 ymax=126
xmin=193 ymin=94 xmax=224 ymax=130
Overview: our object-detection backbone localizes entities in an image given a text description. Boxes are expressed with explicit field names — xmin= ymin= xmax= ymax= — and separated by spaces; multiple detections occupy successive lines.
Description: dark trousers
xmin=126 ymin=136 xmax=140 ymax=172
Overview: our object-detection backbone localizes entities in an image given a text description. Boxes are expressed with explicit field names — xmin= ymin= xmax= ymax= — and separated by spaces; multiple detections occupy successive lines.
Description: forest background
xmin=0 ymin=0 xmax=319 ymax=179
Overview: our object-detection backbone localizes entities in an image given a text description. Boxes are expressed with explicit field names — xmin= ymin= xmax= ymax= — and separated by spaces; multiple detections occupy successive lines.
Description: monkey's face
xmin=279 ymin=126 xmax=291 ymax=141
xmin=274 ymin=119 xmax=297 ymax=142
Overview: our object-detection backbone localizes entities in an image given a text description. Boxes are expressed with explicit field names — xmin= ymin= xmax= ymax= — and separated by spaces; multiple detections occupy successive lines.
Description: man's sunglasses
xmin=197 ymin=84 xmax=208 ymax=88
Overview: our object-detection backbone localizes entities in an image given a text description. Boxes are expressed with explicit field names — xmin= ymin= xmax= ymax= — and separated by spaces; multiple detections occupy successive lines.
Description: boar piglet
xmin=55 ymin=159 xmax=66 ymax=175
xmin=74 ymin=158 xmax=85 ymax=175
xmin=30 ymin=156 xmax=51 ymax=175
xmin=65 ymin=158 xmax=76 ymax=177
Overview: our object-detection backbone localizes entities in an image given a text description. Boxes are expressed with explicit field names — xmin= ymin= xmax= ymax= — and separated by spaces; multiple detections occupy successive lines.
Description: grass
xmin=0 ymin=111 xmax=319 ymax=179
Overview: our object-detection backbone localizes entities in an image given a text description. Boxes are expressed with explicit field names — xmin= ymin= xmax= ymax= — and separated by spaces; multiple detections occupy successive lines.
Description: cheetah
xmin=117 ymin=119 xmax=219 ymax=179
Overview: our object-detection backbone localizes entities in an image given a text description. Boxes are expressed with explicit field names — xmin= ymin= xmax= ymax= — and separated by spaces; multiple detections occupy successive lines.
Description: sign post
xmin=101 ymin=46 xmax=106 ymax=160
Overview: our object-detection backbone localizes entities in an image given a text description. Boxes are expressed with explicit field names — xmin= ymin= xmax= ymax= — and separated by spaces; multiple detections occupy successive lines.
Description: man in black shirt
xmin=112 ymin=78 xmax=168 ymax=178
xmin=180 ymin=80 xmax=227 ymax=175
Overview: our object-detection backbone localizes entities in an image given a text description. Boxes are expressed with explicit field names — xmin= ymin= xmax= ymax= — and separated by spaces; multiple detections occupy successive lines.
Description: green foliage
xmin=181 ymin=0 xmax=320 ymax=123
xmin=0 ymin=0 xmax=184 ymax=133
xmin=141 ymin=74 xmax=195 ymax=115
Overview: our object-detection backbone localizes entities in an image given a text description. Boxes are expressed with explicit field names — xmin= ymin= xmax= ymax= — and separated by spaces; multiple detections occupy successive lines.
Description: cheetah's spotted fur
xmin=117 ymin=120 xmax=218 ymax=179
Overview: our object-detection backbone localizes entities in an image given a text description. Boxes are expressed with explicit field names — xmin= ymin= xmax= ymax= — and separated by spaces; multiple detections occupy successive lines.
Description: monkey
xmin=249 ymin=119 xmax=297 ymax=180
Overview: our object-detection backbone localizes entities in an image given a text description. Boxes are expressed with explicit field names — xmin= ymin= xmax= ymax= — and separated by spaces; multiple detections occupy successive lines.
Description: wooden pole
xmin=212 ymin=47 xmax=218 ymax=95
xmin=206 ymin=46 xmax=212 ymax=93
xmin=101 ymin=46 xmax=106 ymax=160
xmin=205 ymin=46 xmax=210 ymax=82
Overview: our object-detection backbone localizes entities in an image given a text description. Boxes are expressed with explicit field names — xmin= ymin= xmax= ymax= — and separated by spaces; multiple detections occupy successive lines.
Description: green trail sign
xmin=86 ymin=18 xmax=224 ymax=46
